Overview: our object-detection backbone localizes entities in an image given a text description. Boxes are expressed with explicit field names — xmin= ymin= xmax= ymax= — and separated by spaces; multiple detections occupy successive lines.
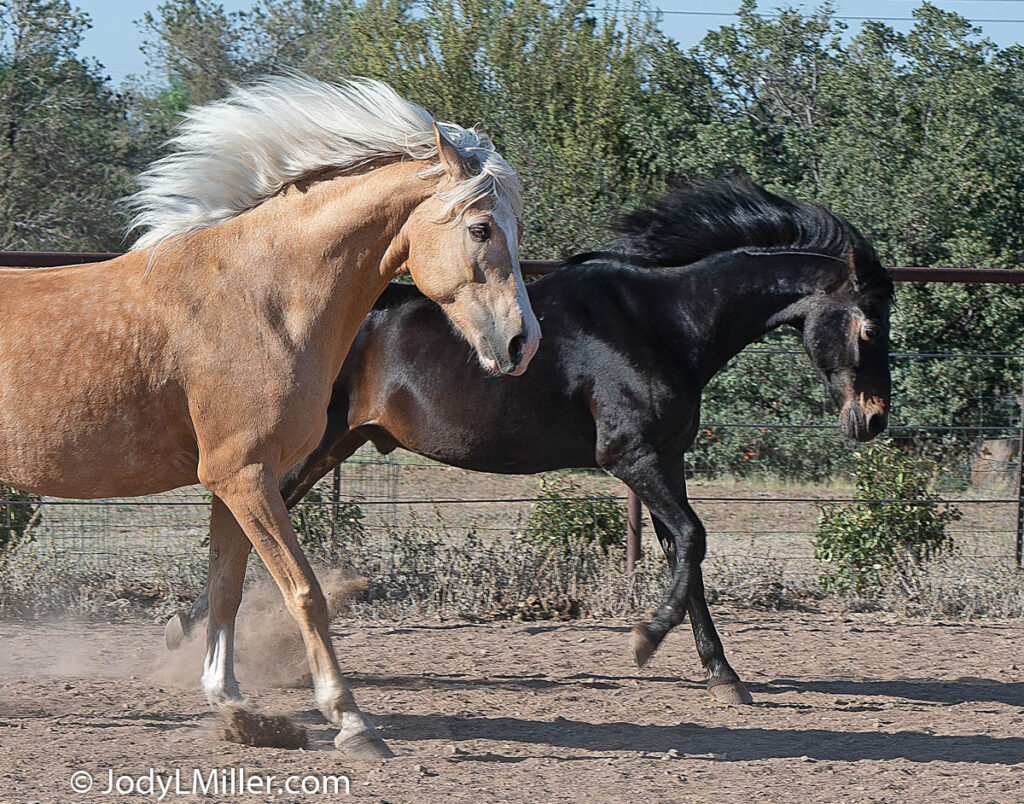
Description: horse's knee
xmin=670 ymin=529 xmax=705 ymax=573
xmin=682 ymin=541 xmax=705 ymax=567
xmin=286 ymin=583 xmax=328 ymax=625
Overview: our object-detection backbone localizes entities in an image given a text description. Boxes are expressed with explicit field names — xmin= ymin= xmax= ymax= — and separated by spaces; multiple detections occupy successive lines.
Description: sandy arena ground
xmin=1 ymin=606 xmax=1022 ymax=803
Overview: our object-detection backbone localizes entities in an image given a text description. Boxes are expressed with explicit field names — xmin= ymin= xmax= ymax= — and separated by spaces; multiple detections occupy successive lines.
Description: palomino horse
xmin=0 ymin=74 xmax=539 ymax=757
xmin=168 ymin=176 xmax=893 ymax=706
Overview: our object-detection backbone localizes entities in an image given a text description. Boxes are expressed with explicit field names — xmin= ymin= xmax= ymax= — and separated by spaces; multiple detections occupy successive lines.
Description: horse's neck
xmin=672 ymin=252 xmax=842 ymax=383
xmin=300 ymin=162 xmax=433 ymax=344
xmin=175 ymin=160 xmax=433 ymax=372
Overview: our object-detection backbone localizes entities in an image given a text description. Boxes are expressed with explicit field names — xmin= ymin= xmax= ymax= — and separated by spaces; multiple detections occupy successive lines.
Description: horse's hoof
xmin=335 ymin=728 xmax=394 ymax=758
xmin=164 ymin=610 xmax=190 ymax=651
xmin=203 ymin=681 xmax=243 ymax=707
xmin=631 ymin=622 xmax=662 ymax=668
xmin=707 ymin=679 xmax=753 ymax=705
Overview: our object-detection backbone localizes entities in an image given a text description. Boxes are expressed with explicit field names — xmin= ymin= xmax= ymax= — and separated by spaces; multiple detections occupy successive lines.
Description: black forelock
xmin=571 ymin=174 xmax=893 ymax=299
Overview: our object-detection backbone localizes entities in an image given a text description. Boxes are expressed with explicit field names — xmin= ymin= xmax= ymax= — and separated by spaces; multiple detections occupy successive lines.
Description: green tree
xmin=682 ymin=3 xmax=1024 ymax=475
xmin=137 ymin=0 xmax=709 ymax=257
xmin=0 ymin=0 xmax=133 ymax=250
xmin=139 ymin=0 xmax=266 ymax=104
xmin=686 ymin=0 xmax=847 ymax=192
xmin=829 ymin=6 xmax=1024 ymax=460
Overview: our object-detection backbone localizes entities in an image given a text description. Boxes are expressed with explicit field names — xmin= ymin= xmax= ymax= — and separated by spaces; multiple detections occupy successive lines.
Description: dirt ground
xmin=1 ymin=605 xmax=1022 ymax=804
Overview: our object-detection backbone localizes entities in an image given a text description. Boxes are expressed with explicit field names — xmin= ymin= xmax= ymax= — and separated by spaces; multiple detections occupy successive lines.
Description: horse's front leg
xmin=603 ymin=454 xmax=696 ymax=652
xmin=606 ymin=449 xmax=752 ymax=701
xmin=164 ymin=428 xmax=368 ymax=651
xmin=650 ymin=514 xmax=752 ymax=704
xmin=203 ymin=461 xmax=392 ymax=758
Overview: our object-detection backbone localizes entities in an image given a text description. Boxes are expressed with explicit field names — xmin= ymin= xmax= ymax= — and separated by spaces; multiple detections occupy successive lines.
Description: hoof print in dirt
xmin=215 ymin=706 xmax=308 ymax=749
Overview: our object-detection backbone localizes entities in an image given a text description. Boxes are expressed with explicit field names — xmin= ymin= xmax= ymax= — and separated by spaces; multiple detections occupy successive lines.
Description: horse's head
xmin=802 ymin=254 xmax=893 ymax=442
xmin=381 ymin=124 xmax=540 ymax=376
xmin=126 ymin=75 xmax=540 ymax=377
xmin=606 ymin=174 xmax=893 ymax=441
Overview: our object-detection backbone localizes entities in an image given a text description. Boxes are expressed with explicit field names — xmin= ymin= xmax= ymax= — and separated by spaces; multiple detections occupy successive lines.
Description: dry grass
xmin=840 ymin=553 xmax=1024 ymax=619
xmin=1 ymin=526 xmax=1021 ymax=623
xmin=0 ymin=542 xmax=207 ymax=620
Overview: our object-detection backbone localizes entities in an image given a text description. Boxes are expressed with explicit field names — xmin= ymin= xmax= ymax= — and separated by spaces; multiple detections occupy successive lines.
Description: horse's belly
xmin=370 ymin=415 xmax=597 ymax=475
xmin=0 ymin=390 xmax=199 ymax=499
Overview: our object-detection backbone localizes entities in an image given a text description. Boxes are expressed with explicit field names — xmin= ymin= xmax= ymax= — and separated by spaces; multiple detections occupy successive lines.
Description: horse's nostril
xmin=508 ymin=334 xmax=526 ymax=366
xmin=867 ymin=412 xmax=888 ymax=436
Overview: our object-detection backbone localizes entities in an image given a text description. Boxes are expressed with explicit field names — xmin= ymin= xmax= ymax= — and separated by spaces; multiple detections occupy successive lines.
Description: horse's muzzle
xmin=841 ymin=403 xmax=889 ymax=442
xmin=481 ymin=315 xmax=540 ymax=376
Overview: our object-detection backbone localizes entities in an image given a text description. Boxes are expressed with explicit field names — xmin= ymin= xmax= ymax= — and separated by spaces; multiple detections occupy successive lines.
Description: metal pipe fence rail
xmin=7 ymin=480 xmax=1018 ymax=577
xmin=5 ymin=251 xmax=1024 ymax=283
xmin=0 ymin=252 xmax=1021 ymax=575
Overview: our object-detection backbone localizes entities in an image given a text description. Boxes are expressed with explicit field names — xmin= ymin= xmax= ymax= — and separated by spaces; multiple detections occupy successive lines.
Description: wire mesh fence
xmin=3 ymin=348 xmax=1019 ymax=585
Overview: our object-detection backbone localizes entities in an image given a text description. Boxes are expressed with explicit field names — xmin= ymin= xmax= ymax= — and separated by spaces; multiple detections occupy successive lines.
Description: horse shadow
xmin=348 ymin=670 xmax=684 ymax=692
xmin=372 ymin=712 xmax=1024 ymax=765
xmin=338 ymin=670 xmax=1024 ymax=764
xmin=767 ymin=677 xmax=1024 ymax=708
xmin=351 ymin=670 xmax=1024 ymax=707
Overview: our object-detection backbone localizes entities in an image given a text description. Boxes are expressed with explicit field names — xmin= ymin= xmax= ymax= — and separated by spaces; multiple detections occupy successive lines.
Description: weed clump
xmin=815 ymin=442 xmax=961 ymax=593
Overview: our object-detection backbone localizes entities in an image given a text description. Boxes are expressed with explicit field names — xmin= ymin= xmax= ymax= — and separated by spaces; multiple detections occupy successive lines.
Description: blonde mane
xmin=125 ymin=74 xmax=522 ymax=251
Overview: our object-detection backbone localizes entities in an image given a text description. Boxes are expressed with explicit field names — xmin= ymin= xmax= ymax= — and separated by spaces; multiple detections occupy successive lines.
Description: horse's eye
xmin=469 ymin=223 xmax=490 ymax=242
xmin=861 ymin=322 xmax=879 ymax=340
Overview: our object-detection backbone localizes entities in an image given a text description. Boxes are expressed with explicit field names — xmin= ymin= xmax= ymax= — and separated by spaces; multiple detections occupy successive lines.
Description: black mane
xmin=567 ymin=175 xmax=893 ymax=298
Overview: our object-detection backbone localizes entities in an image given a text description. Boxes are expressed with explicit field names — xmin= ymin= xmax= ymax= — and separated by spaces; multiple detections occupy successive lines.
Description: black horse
xmin=167 ymin=176 xmax=893 ymax=705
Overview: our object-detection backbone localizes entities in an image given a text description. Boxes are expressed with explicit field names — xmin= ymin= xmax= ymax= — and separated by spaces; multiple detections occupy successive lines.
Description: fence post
xmin=1016 ymin=374 xmax=1023 ymax=569
xmin=626 ymin=489 xmax=642 ymax=574
xmin=331 ymin=464 xmax=342 ymax=542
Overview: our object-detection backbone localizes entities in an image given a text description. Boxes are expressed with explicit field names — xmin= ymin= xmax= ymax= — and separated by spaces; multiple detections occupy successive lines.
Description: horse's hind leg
xmin=200 ymin=497 xmax=250 ymax=703
xmin=164 ymin=585 xmax=211 ymax=650
xmin=281 ymin=428 xmax=367 ymax=507
xmin=650 ymin=516 xmax=751 ymax=704
xmin=205 ymin=462 xmax=391 ymax=758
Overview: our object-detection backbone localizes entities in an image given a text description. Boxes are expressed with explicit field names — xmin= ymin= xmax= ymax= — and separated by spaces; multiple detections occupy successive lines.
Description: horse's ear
xmin=380 ymin=230 xmax=410 ymax=277
xmin=846 ymin=244 xmax=862 ymax=289
xmin=434 ymin=122 xmax=474 ymax=181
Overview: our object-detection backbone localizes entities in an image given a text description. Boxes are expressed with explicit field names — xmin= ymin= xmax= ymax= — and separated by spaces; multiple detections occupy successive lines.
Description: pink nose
xmin=484 ymin=358 xmax=499 ymax=372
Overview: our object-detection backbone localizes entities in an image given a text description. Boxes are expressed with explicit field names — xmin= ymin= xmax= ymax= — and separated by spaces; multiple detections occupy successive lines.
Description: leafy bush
xmin=0 ymin=487 xmax=42 ymax=571
xmin=525 ymin=475 xmax=625 ymax=553
xmin=815 ymin=442 xmax=962 ymax=592
xmin=290 ymin=489 xmax=366 ymax=562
